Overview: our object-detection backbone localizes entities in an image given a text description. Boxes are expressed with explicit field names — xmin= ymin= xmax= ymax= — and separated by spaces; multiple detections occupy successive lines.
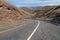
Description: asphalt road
xmin=0 ymin=19 xmax=60 ymax=40
xmin=30 ymin=21 xmax=60 ymax=40
xmin=0 ymin=20 xmax=38 ymax=40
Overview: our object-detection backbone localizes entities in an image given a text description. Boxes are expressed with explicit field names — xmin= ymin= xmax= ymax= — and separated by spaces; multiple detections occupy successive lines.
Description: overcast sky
xmin=8 ymin=0 xmax=60 ymax=7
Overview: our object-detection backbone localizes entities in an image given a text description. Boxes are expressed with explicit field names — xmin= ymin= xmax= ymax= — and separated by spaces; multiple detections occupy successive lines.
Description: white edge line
xmin=27 ymin=21 xmax=40 ymax=40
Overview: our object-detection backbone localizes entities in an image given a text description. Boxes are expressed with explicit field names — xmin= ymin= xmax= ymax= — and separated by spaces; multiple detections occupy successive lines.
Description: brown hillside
xmin=0 ymin=1 xmax=24 ymax=27
xmin=21 ymin=6 xmax=60 ymax=21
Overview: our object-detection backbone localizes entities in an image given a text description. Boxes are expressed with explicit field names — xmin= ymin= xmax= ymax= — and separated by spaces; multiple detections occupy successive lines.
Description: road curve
xmin=0 ymin=19 xmax=60 ymax=40
xmin=30 ymin=21 xmax=60 ymax=40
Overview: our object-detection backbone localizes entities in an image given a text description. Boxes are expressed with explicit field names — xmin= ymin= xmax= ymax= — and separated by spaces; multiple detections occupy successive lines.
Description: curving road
xmin=0 ymin=19 xmax=60 ymax=40
xmin=30 ymin=21 xmax=60 ymax=40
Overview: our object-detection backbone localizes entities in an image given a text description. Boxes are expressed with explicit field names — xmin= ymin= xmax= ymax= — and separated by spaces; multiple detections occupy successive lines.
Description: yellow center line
xmin=0 ymin=26 xmax=20 ymax=34
xmin=0 ymin=22 xmax=32 ymax=34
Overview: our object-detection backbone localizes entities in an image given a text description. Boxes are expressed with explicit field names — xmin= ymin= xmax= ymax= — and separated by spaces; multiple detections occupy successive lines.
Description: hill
xmin=21 ymin=6 xmax=60 ymax=21
xmin=0 ymin=1 xmax=25 ymax=27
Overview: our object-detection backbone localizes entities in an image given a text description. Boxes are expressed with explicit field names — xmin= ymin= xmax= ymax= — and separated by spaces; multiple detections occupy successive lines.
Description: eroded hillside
xmin=0 ymin=1 xmax=24 ymax=27
xmin=21 ymin=6 xmax=60 ymax=21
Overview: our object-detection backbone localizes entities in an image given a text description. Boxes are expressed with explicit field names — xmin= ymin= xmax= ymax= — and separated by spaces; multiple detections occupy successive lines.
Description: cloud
xmin=8 ymin=0 xmax=60 ymax=7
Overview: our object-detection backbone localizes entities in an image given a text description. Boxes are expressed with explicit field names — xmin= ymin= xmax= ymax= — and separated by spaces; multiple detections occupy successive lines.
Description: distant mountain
xmin=21 ymin=6 xmax=60 ymax=21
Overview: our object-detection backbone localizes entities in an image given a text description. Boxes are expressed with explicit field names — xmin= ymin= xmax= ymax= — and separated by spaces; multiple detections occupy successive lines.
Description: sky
xmin=8 ymin=0 xmax=60 ymax=7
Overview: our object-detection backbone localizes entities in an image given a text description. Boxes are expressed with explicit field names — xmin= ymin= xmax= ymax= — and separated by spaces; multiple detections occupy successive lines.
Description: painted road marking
xmin=0 ymin=21 xmax=33 ymax=34
xmin=27 ymin=21 xmax=40 ymax=40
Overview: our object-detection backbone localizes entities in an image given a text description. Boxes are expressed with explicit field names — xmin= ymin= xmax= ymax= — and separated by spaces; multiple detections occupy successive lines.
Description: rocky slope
xmin=21 ymin=6 xmax=60 ymax=21
xmin=0 ymin=1 xmax=25 ymax=27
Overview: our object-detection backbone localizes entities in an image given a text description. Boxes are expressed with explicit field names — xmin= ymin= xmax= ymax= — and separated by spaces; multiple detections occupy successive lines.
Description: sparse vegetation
xmin=51 ymin=14 xmax=60 ymax=25
xmin=21 ymin=6 xmax=60 ymax=22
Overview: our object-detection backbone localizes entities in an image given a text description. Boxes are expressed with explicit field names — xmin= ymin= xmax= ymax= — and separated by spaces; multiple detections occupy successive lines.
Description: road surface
xmin=30 ymin=21 xmax=60 ymax=40
xmin=0 ymin=19 xmax=60 ymax=40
